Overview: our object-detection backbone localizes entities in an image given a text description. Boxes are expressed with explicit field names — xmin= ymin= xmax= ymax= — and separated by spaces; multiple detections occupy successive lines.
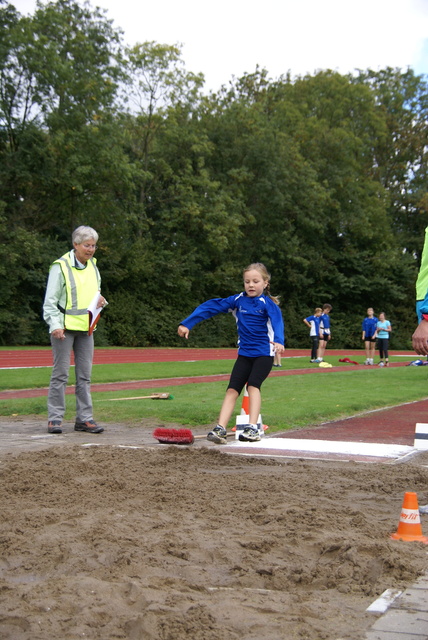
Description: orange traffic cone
xmin=390 ymin=492 xmax=428 ymax=543
xmin=233 ymin=385 xmax=263 ymax=437
xmin=232 ymin=386 xmax=250 ymax=431
xmin=240 ymin=386 xmax=250 ymax=415
xmin=241 ymin=387 xmax=267 ymax=429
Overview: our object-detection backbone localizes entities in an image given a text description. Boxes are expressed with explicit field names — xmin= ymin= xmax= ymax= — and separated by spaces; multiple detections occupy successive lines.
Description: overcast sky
xmin=11 ymin=0 xmax=428 ymax=92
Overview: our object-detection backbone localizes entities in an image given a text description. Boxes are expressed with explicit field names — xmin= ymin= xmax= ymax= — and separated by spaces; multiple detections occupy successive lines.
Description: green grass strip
xmin=0 ymin=360 xmax=234 ymax=390
xmin=1 ymin=364 xmax=427 ymax=432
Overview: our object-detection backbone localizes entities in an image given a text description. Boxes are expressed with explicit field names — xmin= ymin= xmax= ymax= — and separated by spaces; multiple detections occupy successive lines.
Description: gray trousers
xmin=48 ymin=331 xmax=94 ymax=422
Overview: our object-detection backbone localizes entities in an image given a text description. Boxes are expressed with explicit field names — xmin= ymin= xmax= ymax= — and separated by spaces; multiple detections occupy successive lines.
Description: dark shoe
xmin=74 ymin=420 xmax=104 ymax=434
xmin=48 ymin=420 xmax=63 ymax=434
xmin=239 ymin=426 xmax=261 ymax=442
xmin=207 ymin=425 xmax=227 ymax=444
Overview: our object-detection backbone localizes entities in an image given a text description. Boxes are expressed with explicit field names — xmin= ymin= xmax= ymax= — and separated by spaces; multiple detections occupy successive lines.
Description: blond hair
xmin=243 ymin=262 xmax=280 ymax=305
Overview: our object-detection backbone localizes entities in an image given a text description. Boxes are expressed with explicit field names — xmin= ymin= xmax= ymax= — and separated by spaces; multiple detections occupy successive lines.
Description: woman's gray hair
xmin=72 ymin=226 xmax=99 ymax=245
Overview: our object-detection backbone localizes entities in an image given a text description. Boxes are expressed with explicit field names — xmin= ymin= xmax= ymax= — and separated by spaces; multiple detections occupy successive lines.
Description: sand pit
xmin=1 ymin=420 xmax=428 ymax=640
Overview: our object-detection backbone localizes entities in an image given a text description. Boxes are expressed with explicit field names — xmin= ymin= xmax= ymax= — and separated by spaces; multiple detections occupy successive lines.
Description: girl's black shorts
xmin=227 ymin=355 xmax=274 ymax=393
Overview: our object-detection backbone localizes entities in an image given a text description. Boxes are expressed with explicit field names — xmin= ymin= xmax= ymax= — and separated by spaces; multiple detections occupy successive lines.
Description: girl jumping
xmin=178 ymin=263 xmax=285 ymax=443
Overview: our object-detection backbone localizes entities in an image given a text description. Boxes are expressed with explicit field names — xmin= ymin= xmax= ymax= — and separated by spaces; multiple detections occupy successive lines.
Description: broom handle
xmin=107 ymin=395 xmax=168 ymax=401
xmin=193 ymin=432 xmax=234 ymax=440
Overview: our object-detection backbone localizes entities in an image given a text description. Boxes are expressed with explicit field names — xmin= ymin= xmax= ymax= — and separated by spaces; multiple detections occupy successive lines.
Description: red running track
xmin=278 ymin=399 xmax=428 ymax=446
xmin=0 ymin=347 xmax=237 ymax=368
xmin=0 ymin=348 xmax=415 ymax=368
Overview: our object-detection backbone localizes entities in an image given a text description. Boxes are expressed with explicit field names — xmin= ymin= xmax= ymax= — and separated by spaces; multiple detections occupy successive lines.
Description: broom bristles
xmin=152 ymin=427 xmax=194 ymax=445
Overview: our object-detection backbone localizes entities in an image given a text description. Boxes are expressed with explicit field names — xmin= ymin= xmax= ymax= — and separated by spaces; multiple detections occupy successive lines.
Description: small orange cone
xmin=232 ymin=386 xmax=250 ymax=430
xmin=390 ymin=492 xmax=428 ymax=543
xmin=240 ymin=386 xmax=250 ymax=415
xmin=233 ymin=385 xmax=263 ymax=436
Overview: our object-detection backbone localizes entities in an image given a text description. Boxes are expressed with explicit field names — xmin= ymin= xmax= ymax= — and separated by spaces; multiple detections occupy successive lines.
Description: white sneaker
xmin=238 ymin=426 xmax=261 ymax=442
xmin=207 ymin=425 xmax=227 ymax=444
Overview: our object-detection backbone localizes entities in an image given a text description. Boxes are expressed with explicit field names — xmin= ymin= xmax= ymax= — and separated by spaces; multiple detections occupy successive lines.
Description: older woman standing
xmin=43 ymin=226 xmax=107 ymax=434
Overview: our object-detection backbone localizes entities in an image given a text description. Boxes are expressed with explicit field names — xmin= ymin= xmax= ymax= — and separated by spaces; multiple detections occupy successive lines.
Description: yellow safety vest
xmin=54 ymin=252 xmax=100 ymax=332
xmin=416 ymin=227 xmax=428 ymax=301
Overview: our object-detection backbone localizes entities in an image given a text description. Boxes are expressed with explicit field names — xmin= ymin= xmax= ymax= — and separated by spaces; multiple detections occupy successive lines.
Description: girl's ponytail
xmin=265 ymin=281 xmax=280 ymax=306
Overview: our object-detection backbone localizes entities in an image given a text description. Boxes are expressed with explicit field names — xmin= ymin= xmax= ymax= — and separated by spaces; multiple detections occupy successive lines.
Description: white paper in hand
xmin=87 ymin=291 xmax=102 ymax=335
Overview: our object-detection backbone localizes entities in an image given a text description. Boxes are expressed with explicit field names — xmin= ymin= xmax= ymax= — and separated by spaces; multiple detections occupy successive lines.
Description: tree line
xmin=1 ymin=0 xmax=427 ymax=349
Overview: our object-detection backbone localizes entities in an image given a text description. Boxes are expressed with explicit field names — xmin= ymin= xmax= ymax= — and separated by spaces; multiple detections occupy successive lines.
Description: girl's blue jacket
xmin=180 ymin=292 xmax=285 ymax=358
xmin=362 ymin=316 xmax=378 ymax=338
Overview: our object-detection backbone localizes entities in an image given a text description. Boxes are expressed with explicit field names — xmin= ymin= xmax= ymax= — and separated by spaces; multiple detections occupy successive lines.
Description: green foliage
xmin=0 ymin=2 xmax=427 ymax=347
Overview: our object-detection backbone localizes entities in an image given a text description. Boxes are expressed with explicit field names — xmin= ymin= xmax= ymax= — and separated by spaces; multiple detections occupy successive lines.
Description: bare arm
xmin=412 ymin=320 xmax=428 ymax=356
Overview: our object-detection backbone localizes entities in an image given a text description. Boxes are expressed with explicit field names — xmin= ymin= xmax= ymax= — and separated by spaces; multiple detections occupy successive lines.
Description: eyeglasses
xmin=82 ymin=244 xmax=97 ymax=250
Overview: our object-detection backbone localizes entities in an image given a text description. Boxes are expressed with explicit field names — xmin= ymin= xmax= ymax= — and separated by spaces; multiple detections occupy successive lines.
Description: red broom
xmin=152 ymin=427 xmax=195 ymax=445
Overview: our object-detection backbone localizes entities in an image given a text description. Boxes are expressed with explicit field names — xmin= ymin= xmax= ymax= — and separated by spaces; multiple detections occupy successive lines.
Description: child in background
xmin=317 ymin=303 xmax=333 ymax=363
xmin=374 ymin=311 xmax=391 ymax=366
xmin=303 ymin=307 xmax=322 ymax=363
xmin=178 ymin=263 xmax=285 ymax=444
xmin=273 ymin=351 xmax=282 ymax=367
xmin=362 ymin=307 xmax=378 ymax=365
